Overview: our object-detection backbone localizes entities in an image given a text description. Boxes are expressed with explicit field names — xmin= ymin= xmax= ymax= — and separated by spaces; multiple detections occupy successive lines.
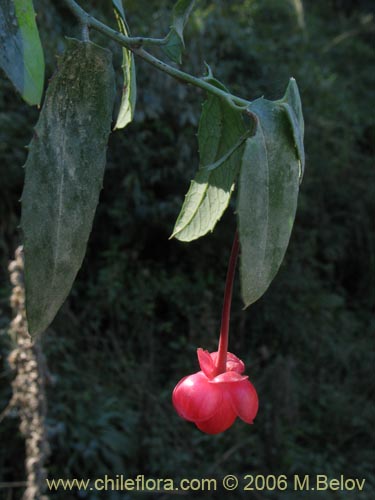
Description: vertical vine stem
xmin=214 ymin=230 xmax=240 ymax=375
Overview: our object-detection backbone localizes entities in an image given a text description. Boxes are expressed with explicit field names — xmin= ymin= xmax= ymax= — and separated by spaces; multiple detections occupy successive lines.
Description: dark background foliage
xmin=0 ymin=0 xmax=374 ymax=498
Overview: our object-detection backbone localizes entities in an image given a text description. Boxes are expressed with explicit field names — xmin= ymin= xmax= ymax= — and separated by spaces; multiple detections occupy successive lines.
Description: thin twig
xmin=63 ymin=0 xmax=253 ymax=110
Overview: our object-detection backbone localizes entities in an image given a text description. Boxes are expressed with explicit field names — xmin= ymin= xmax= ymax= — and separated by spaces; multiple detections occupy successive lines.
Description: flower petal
xmin=195 ymin=392 xmax=237 ymax=434
xmin=209 ymin=351 xmax=245 ymax=374
xmin=226 ymin=352 xmax=245 ymax=373
xmin=172 ymin=371 xmax=222 ymax=422
xmin=197 ymin=348 xmax=216 ymax=378
xmin=210 ymin=371 xmax=248 ymax=384
xmin=229 ymin=378 xmax=259 ymax=424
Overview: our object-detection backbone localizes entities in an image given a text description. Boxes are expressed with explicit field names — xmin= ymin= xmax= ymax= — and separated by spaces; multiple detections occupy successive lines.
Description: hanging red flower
xmin=172 ymin=348 xmax=258 ymax=434
xmin=172 ymin=231 xmax=259 ymax=434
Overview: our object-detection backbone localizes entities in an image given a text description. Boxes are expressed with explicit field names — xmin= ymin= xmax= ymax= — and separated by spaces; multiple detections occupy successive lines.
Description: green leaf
xmin=112 ymin=0 xmax=125 ymax=14
xmin=21 ymin=39 xmax=115 ymax=335
xmin=162 ymin=0 xmax=195 ymax=64
xmin=200 ymin=131 xmax=252 ymax=172
xmin=0 ymin=0 xmax=45 ymax=105
xmin=277 ymin=78 xmax=305 ymax=180
xmin=112 ymin=0 xmax=137 ymax=130
xmin=171 ymin=80 xmax=246 ymax=242
xmin=162 ymin=30 xmax=184 ymax=64
xmin=237 ymin=94 xmax=301 ymax=307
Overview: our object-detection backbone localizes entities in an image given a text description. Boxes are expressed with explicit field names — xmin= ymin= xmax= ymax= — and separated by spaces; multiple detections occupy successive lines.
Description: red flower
xmin=172 ymin=348 xmax=259 ymax=434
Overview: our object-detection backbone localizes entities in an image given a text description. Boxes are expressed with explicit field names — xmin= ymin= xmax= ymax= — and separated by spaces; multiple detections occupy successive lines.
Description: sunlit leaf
xmin=112 ymin=0 xmax=137 ymax=129
xmin=21 ymin=39 xmax=115 ymax=335
xmin=171 ymin=79 xmax=246 ymax=241
xmin=0 ymin=0 xmax=44 ymax=105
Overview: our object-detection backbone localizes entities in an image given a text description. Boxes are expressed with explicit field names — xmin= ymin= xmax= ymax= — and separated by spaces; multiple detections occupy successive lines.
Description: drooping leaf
xmin=162 ymin=0 xmax=195 ymax=64
xmin=201 ymin=131 xmax=251 ymax=172
xmin=112 ymin=0 xmax=137 ymax=129
xmin=237 ymin=93 xmax=302 ymax=307
xmin=171 ymin=80 xmax=247 ymax=242
xmin=0 ymin=0 xmax=44 ymax=105
xmin=112 ymin=0 xmax=125 ymax=14
xmin=21 ymin=39 xmax=115 ymax=335
xmin=172 ymin=0 xmax=196 ymax=39
xmin=277 ymin=78 xmax=305 ymax=180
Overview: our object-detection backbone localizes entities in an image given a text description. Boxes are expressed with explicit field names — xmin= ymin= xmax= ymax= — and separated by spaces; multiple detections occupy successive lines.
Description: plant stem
xmin=63 ymin=0 xmax=252 ymax=109
xmin=133 ymin=48 xmax=250 ymax=107
xmin=215 ymin=230 xmax=240 ymax=375
xmin=64 ymin=0 xmax=166 ymax=47
xmin=138 ymin=48 xmax=250 ymax=109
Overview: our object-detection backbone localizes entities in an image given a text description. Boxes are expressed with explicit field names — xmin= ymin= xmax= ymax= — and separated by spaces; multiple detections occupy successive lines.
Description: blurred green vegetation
xmin=0 ymin=0 xmax=374 ymax=498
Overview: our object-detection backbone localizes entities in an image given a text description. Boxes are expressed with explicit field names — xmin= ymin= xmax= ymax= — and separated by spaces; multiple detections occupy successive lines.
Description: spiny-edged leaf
xmin=171 ymin=79 xmax=246 ymax=242
xmin=237 ymin=96 xmax=301 ymax=308
xmin=112 ymin=0 xmax=136 ymax=129
xmin=0 ymin=0 xmax=44 ymax=105
xmin=277 ymin=78 xmax=305 ymax=180
xmin=21 ymin=39 xmax=115 ymax=335
xmin=162 ymin=0 xmax=195 ymax=64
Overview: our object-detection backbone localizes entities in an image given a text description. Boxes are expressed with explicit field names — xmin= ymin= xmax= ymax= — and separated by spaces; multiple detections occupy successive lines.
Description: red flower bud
xmin=172 ymin=348 xmax=259 ymax=434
